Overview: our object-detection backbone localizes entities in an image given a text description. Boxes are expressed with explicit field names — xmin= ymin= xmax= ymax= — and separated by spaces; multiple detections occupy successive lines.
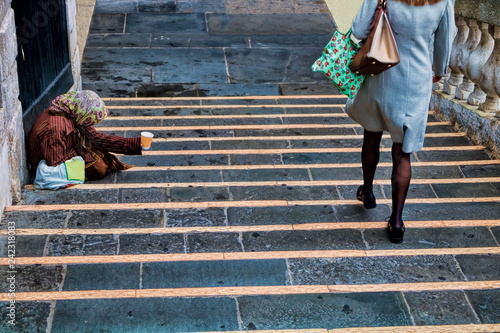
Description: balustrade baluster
xmin=444 ymin=16 xmax=469 ymax=95
xmin=478 ymin=25 xmax=500 ymax=114
xmin=466 ymin=22 xmax=494 ymax=105
xmin=455 ymin=19 xmax=481 ymax=100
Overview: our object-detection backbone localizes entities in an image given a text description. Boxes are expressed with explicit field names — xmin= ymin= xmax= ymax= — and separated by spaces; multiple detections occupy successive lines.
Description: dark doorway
xmin=12 ymin=0 xmax=74 ymax=130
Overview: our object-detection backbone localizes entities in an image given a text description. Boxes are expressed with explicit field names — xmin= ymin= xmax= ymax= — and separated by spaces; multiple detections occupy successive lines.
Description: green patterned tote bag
xmin=312 ymin=29 xmax=366 ymax=99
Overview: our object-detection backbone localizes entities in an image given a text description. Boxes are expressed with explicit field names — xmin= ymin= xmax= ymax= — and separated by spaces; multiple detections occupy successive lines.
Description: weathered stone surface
xmin=364 ymin=227 xmax=498 ymax=250
xmin=229 ymin=153 xmax=283 ymax=165
xmin=7 ymin=235 xmax=47 ymax=257
xmin=89 ymin=13 xmax=126 ymax=33
xmin=230 ymin=185 xmax=339 ymax=201
xmin=403 ymin=202 xmax=500 ymax=221
xmin=207 ymin=13 xmax=335 ymax=35
xmin=0 ymin=265 xmax=64 ymax=292
xmin=186 ymin=232 xmax=242 ymax=253
xmin=142 ymin=259 xmax=288 ymax=288
xmin=170 ymin=187 xmax=230 ymax=202
xmin=0 ymin=211 xmax=68 ymax=229
xmin=166 ymin=208 xmax=227 ymax=227
xmin=127 ymin=13 xmax=206 ymax=33
xmin=119 ymin=233 xmax=185 ymax=254
xmin=242 ymin=229 xmax=364 ymax=251
xmin=289 ymin=256 xmax=465 ymax=285
xmin=226 ymin=48 xmax=291 ymax=83
xmin=238 ymin=293 xmax=412 ymax=330
xmin=431 ymin=91 xmax=500 ymax=159
xmin=222 ymin=169 xmax=310 ymax=182
xmin=67 ymin=209 xmax=164 ymax=229
xmin=177 ymin=0 xmax=226 ymax=13
xmin=0 ymin=301 xmax=51 ymax=333
xmin=455 ymin=254 xmax=500 ymax=281
xmin=228 ymin=205 xmax=335 ymax=225
xmin=115 ymin=169 xmax=223 ymax=183
xmin=20 ymin=189 xmax=119 ymax=205
xmin=94 ymin=0 xmax=137 ymax=13
xmin=404 ymin=291 xmax=480 ymax=325
xmin=51 ymin=297 xmax=239 ymax=332
xmin=466 ymin=289 xmax=500 ymax=324
xmin=121 ymin=188 xmax=169 ymax=203
xmin=455 ymin=0 xmax=500 ymax=26
xmin=63 ymin=263 xmax=140 ymax=291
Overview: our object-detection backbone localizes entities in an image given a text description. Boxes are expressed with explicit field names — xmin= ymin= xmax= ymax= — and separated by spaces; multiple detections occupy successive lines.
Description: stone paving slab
xmin=207 ymin=13 xmax=335 ymax=35
xmin=250 ymin=34 xmax=333 ymax=48
xmin=227 ymin=205 xmax=335 ymax=225
xmin=187 ymin=232 xmax=243 ymax=252
xmin=46 ymin=234 xmax=118 ymax=256
xmin=120 ymin=154 xmax=230 ymax=167
xmin=416 ymin=150 xmax=492 ymax=161
xmin=125 ymin=13 xmax=207 ymax=33
xmin=289 ymin=255 xmax=465 ymax=285
xmin=89 ymin=13 xmax=126 ymax=33
xmin=81 ymin=68 xmax=152 ymax=86
xmin=237 ymin=293 xmax=412 ymax=330
xmin=363 ymin=227 xmax=499 ymax=250
xmin=465 ymin=289 xmax=500 ymax=324
xmin=67 ymin=209 xmax=164 ymax=229
xmin=0 ymin=302 xmax=50 ymax=333
xmin=211 ymin=140 xmax=289 ymax=150
xmin=402 ymin=202 xmax=500 ymax=222
xmin=20 ymin=189 xmax=119 ymax=205
xmin=87 ymin=33 xmax=153 ymax=47
xmin=64 ymin=263 xmax=140 ymax=291
xmin=455 ymin=254 xmax=500 ymax=281
xmin=170 ymin=186 xmax=230 ymax=202
xmin=0 ymin=265 xmax=64 ymax=292
xmin=404 ymin=290 xmax=480 ymax=325
xmin=51 ymin=297 xmax=240 ymax=332
xmin=178 ymin=0 xmax=226 ymax=13
xmin=229 ymin=185 xmax=340 ymax=201
xmin=152 ymin=33 xmax=249 ymax=47
xmin=222 ymin=169 xmax=310 ymax=182
xmin=431 ymin=182 xmax=500 ymax=198
xmin=142 ymin=259 xmax=288 ymax=288
xmin=166 ymin=208 xmax=227 ymax=227
xmin=119 ymin=233 xmax=185 ymax=254
xmin=242 ymin=229 xmax=364 ymax=251
xmin=0 ymin=211 xmax=68 ymax=229
xmin=115 ymin=169 xmax=223 ymax=183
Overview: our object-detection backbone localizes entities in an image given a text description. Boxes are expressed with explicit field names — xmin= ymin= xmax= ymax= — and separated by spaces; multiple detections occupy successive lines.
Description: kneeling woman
xmin=28 ymin=90 xmax=142 ymax=182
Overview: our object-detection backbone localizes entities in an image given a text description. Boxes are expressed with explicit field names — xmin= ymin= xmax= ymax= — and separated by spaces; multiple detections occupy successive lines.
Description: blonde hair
xmin=393 ymin=0 xmax=443 ymax=6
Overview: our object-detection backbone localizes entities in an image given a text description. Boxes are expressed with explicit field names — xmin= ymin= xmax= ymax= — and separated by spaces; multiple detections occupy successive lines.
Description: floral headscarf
xmin=50 ymin=90 xmax=109 ymax=127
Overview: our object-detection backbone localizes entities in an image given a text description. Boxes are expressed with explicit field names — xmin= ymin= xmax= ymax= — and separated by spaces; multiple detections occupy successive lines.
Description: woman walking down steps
xmin=345 ymin=0 xmax=456 ymax=243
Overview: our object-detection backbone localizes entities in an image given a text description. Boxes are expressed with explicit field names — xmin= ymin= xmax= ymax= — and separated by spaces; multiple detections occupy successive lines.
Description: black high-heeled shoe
xmin=356 ymin=186 xmax=376 ymax=209
xmin=387 ymin=220 xmax=405 ymax=244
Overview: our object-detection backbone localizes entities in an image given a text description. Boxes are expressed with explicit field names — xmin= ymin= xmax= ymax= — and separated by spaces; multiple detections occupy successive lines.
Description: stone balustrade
xmin=431 ymin=0 xmax=500 ymax=158
xmin=441 ymin=0 xmax=500 ymax=116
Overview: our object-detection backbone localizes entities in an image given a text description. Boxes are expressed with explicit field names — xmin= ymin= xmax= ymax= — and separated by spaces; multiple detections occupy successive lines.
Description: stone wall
xmin=0 ymin=0 xmax=90 ymax=218
xmin=0 ymin=0 xmax=27 ymax=216
xmin=324 ymin=0 xmax=362 ymax=32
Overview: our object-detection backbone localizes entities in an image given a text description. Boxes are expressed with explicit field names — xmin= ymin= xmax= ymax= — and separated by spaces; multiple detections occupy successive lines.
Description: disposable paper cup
xmin=140 ymin=131 xmax=154 ymax=150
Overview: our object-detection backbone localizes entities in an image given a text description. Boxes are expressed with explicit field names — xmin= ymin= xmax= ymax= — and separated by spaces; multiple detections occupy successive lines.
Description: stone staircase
xmin=1 ymin=94 xmax=500 ymax=332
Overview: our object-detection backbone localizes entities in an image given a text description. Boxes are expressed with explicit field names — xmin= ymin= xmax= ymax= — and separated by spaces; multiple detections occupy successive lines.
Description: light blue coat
xmin=345 ymin=0 xmax=456 ymax=152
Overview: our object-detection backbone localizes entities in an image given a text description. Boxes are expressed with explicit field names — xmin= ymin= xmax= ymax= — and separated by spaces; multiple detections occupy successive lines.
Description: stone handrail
xmin=440 ymin=1 xmax=500 ymax=116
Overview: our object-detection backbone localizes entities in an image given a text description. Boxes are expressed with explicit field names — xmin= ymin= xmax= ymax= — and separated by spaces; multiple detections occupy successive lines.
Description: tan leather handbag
xmin=349 ymin=0 xmax=400 ymax=76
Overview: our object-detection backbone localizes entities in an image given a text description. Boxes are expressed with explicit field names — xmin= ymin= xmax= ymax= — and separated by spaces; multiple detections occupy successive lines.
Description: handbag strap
xmin=379 ymin=0 xmax=387 ymax=10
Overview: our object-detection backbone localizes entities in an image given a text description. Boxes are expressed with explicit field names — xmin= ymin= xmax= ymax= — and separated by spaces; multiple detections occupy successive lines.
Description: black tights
xmin=361 ymin=130 xmax=411 ymax=228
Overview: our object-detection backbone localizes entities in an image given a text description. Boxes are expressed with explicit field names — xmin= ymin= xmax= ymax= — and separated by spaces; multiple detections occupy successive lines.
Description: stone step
xmin=5 ymin=296 xmax=499 ymax=332
xmin=101 ymin=95 xmax=348 ymax=106
xmin=4 ymin=200 xmax=500 ymax=230
xmin=3 ymin=255 xmax=500 ymax=291
xmin=4 ymin=227 xmax=500 ymax=257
